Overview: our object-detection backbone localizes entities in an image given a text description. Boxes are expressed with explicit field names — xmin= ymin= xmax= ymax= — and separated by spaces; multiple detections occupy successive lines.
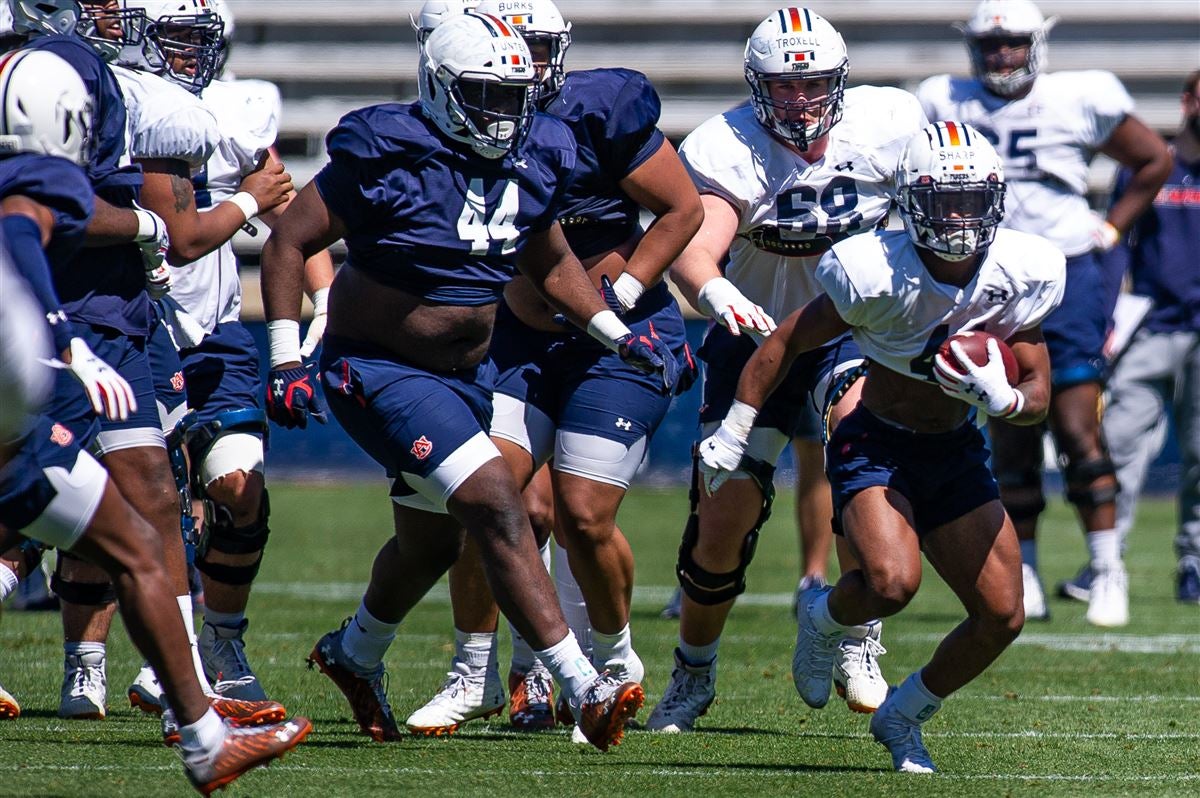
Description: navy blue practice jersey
xmin=546 ymin=68 xmax=666 ymax=259
xmin=0 ymin=155 xmax=93 ymax=269
xmin=314 ymin=102 xmax=577 ymax=307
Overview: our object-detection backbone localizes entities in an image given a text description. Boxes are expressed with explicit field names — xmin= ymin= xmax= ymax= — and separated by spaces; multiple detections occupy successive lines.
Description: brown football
xmin=938 ymin=330 xmax=1019 ymax=386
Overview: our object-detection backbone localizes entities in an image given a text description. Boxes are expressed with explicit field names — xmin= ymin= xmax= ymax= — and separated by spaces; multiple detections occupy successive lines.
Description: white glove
xmin=132 ymin=202 xmax=171 ymax=272
xmin=144 ymin=262 xmax=171 ymax=299
xmin=299 ymin=287 xmax=329 ymax=359
xmin=1089 ymin=213 xmax=1121 ymax=252
xmin=933 ymin=338 xmax=1024 ymax=419
xmin=698 ymin=424 xmax=749 ymax=496
xmin=697 ymin=276 xmax=776 ymax=340
xmin=43 ymin=338 xmax=138 ymax=422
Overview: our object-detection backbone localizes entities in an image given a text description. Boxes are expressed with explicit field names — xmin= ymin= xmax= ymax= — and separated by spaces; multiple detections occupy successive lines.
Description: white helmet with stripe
xmin=957 ymin=0 xmax=1057 ymax=97
xmin=897 ymin=122 xmax=1006 ymax=261
xmin=473 ymin=0 xmax=571 ymax=99
xmin=744 ymin=7 xmax=849 ymax=151
xmin=412 ymin=0 xmax=480 ymax=43
xmin=0 ymin=48 xmax=94 ymax=165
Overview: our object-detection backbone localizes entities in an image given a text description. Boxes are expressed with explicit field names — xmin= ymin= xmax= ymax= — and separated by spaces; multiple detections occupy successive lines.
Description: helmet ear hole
xmin=0 ymin=50 xmax=94 ymax=166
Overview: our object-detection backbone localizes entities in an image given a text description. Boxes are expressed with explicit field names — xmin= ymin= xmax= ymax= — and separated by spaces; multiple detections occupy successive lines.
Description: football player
xmin=701 ymin=122 xmax=1063 ymax=772
xmin=917 ymin=0 xmax=1173 ymax=627
xmin=0 ymin=47 xmax=311 ymax=795
xmin=262 ymin=13 xmax=659 ymax=751
xmin=647 ymin=7 xmax=927 ymax=733
xmin=403 ymin=0 xmax=702 ymax=738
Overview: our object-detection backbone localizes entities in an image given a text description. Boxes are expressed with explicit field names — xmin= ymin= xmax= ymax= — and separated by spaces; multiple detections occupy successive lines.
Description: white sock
xmin=553 ymin=545 xmax=591 ymax=658
xmin=890 ymin=670 xmax=942 ymax=724
xmin=809 ymin=590 xmax=854 ymax=635
xmin=178 ymin=595 xmax=213 ymax=693
xmin=1019 ymin=539 xmax=1038 ymax=569
xmin=178 ymin=707 xmax=225 ymax=760
xmin=340 ymin=600 xmax=399 ymax=671
xmin=591 ymin=624 xmax=633 ymax=671
xmin=1087 ymin=529 xmax=1122 ymax=570
xmin=454 ymin=628 xmax=495 ymax=671
xmin=64 ymin=640 xmax=106 ymax=657
xmin=0 ymin=563 xmax=17 ymax=601
xmin=535 ymin=631 xmax=597 ymax=706
xmin=678 ymin=637 xmax=719 ymax=668
xmin=539 ymin=538 xmax=552 ymax=574
xmin=203 ymin=608 xmax=244 ymax=629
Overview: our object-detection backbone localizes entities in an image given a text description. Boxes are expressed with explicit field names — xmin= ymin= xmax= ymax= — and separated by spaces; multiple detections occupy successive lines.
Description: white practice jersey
xmin=818 ymin=229 xmax=1065 ymax=384
xmin=111 ymin=65 xmax=219 ymax=172
xmin=170 ymin=78 xmax=282 ymax=333
xmin=917 ymin=72 xmax=1133 ymax=257
xmin=679 ymin=86 xmax=927 ymax=323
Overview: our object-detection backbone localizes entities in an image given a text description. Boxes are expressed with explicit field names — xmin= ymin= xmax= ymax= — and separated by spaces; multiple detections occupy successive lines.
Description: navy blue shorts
xmin=179 ymin=321 xmax=262 ymax=425
xmin=698 ymin=325 xmax=861 ymax=440
xmin=147 ymin=308 xmax=188 ymax=431
xmin=826 ymin=406 xmax=1000 ymax=537
xmin=490 ymin=283 xmax=685 ymax=447
xmin=1042 ymin=252 xmax=1108 ymax=388
xmin=0 ymin=416 xmax=85 ymax=531
xmin=320 ymin=335 xmax=498 ymax=503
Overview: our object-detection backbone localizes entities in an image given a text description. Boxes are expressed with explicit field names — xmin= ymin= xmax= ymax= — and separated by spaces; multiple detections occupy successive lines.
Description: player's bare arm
xmin=615 ymin=140 xmax=704 ymax=289
xmin=516 ymin=222 xmax=610 ymax=328
xmin=139 ymin=154 xmax=292 ymax=265
xmin=667 ymin=193 xmax=738 ymax=309
xmin=1099 ymin=116 xmax=1173 ymax=235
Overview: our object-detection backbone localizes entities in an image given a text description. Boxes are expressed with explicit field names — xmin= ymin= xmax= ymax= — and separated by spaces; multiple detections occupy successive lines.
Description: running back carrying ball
xmin=938 ymin=330 xmax=1019 ymax=385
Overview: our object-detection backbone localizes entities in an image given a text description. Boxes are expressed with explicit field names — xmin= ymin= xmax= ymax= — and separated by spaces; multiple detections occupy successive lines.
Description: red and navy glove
xmin=265 ymin=365 xmax=327 ymax=429
xmin=618 ymin=324 xmax=679 ymax=394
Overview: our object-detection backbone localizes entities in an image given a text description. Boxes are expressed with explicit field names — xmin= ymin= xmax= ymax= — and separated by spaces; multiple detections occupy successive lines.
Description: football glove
xmin=697 ymin=276 xmax=776 ymax=339
xmin=617 ymin=326 xmax=678 ymax=393
xmin=43 ymin=338 xmax=138 ymax=422
xmin=265 ymin=365 xmax=327 ymax=429
xmin=601 ymin=272 xmax=646 ymax=314
xmin=1088 ymin=213 xmax=1121 ymax=253
xmin=933 ymin=338 xmax=1024 ymax=419
xmin=698 ymin=423 xmax=749 ymax=496
xmin=132 ymin=202 xmax=171 ymax=273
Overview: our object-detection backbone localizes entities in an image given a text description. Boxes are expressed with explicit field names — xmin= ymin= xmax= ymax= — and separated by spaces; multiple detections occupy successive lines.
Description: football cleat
xmin=0 ymin=682 xmax=20 ymax=719
xmin=1056 ymin=562 xmax=1093 ymax=603
xmin=644 ymin=648 xmax=716 ymax=733
xmin=181 ymin=716 xmax=312 ymax=796
xmin=870 ymin=695 xmax=937 ymax=773
xmin=1087 ymin=562 xmax=1129 ymax=627
xmin=573 ymin=671 xmax=644 ymax=752
xmin=163 ymin=695 xmax=289 ymax=746
xmin=307 ymin=622 xmax=402 ymax=742
xmin=128 ymin=662 xmax=164 ymax=715
xmin=1021 ymin=563 xmax=1050 ymax=621
xmin=554 ymin=693 xmax=574 ymax=727
xmin=199 ymin=620 xmax=268 ymax=701
xmin=792 ymin=585 xmax=843 ymax=709
xmin=59 ymin=650 xmax=107 ymax=720
xmin=659 ymin=587 xmax=682 ymax=619
xmin=792 ymin=574 xmax=828 ymax=620
xmin=509 ymin=662 xmax=556 ymax=731
xmin=405 ymin=659 xmax=505 ymax=736
xmin=1176 ymin=557 xmax=1200 ymax=604
xmin=833 ymin=621 xmax=888 ymax=713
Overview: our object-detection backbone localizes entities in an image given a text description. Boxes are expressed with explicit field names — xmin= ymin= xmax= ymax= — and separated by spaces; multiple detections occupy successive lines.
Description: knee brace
xmin=51 ymin=552 xmax=116 ymax=605
xmin=194 ymin=489 xmax=270 ymax=586
xmin=1063 ymin=456 xmax=1118 ymax=508
xmin=167 ymin=411 xmax=199 ymax=564
xmin=995 ymin=466 xmax=1046 ymax=522
xmin=676 ymin=447 xmax=775 ymax=606
xmin=184 ymin=408 xmax=268 ymax=469
xmin=18 ymin=538 xmax=46 ymax=578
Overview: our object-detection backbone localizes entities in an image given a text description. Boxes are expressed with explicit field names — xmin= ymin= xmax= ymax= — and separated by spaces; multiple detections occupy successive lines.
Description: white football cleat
xmin=0 ymin=682 xmax=19 ymax=719
xmin=128 ymin=662 xmax=164 ymax=715
xmin=870 ymin=695 xmax=937 ymax=773
xmin=405 ymin=659 xmax=505 ymax=736
xmin=792 ymin=574 xmax=828 ymax=620
xmin=1087 ymin=563 xmax=1129 ymax=628
xmin=644 ymin=648 xmax=716 ymax=733
xmin=833 ymin=621 xmax=888 ymax=713
xmin=792 ymin=585 xmax=843 ymax=708
xmin=1021 ymin=563 xmax=1050 ymax=621
xmin=200 ymin=620 xmax=268 ymax=701
xmin=59 ymin=650 xmax=107 ymax=720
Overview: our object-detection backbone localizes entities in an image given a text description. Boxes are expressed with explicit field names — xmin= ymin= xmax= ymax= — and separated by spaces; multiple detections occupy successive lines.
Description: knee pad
xmin=184 ymin=408 xmax=269 ymax=468
xmin=1063 ymin=456 xmax=1118 ymax=508
xmin=995 ymin=467 xmax=1045 ymax=522
xmin=51 ymin=552 xmax=116 ymax=605
xmin=195 ymin=489 xmax=270 ymax=586
xmin=675 ymin=447 xmax=775 ymax=606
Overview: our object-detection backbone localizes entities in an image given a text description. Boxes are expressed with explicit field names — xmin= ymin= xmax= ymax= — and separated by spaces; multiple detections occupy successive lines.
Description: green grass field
xmin=1 ymin=484 xmax=1197 ymax=797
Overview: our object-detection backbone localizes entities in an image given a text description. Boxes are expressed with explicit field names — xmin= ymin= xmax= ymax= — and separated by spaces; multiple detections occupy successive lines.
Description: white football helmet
xmin=957 ymin=0 xmax=1057 ymax=97
xmin=77 ymin=2 xmax=148 ymax=62
xmin=0 ymin=48 xmax=93 ymax=165
xmin=118 ymin=0 xmax=225 ymax=94
xmin=897 ymin=122 xmax=1006 ymax=262
xmin=210 ymin=0 xmax=232 ymax=76
xmin=7 ymin=0 xmax=79 ymax=37
xmin=474 ymin=0 xmax=571 ymax=98
xmin=412 ymin=0 xmax=480 ymax=43
xmin=744 ymin=7 xmax=849 ymax=151
xmin=419 ymin=12 xmax=537 ymax=159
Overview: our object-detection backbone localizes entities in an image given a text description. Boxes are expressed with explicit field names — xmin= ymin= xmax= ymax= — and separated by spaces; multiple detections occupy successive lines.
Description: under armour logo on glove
xmin=265 ymin=365 xmax=327 ymax=429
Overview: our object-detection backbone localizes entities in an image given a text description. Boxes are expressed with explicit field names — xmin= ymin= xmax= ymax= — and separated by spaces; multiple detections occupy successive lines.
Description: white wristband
xmin=611 ymin=272 xmax=646 ymax=312
xmin=267 ymin=319 xmax=302 ymax=367
xmin=133 ymin=208 xmax=159 ymax=241
xmin=227 ymin=191 xmax=260 ymax=222
xmin=724 ymin=399 xmax=758 ymax=441
xmin=586 ymin=309 xmax=633 ymax=353
xmin=999 ymin=388 xmax=1026 ymax=420
xmin=310 ymin=286 xmax=330 ymax=315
